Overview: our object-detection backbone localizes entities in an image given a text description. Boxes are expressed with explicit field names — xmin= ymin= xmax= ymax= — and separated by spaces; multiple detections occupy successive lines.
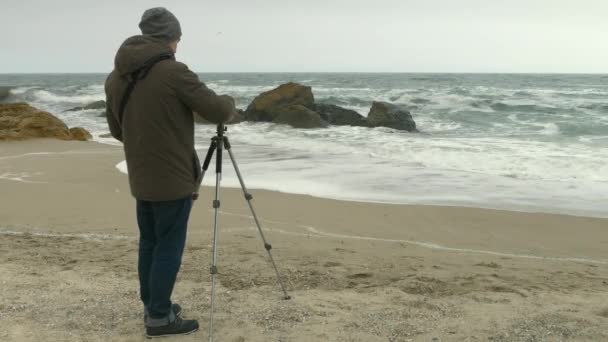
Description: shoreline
xmin=3 ymin=137 xmax=607 ymax=221
xmin=4 ymin=73 xmax=607 ymax=221
xmin=98 ymin=137 xmax=608 ymax=220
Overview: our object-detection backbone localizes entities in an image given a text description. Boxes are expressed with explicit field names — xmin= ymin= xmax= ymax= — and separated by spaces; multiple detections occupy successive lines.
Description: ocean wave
xmin=5 ymin=72 xmax=606 ymax=217
xmin=490 ymin=102 xmax=558 ymax=113
xmin=537 ymin=122 xmax=561 ymax=136
xmin=210 ymin=122 xmax=608 ymax=183
xmin=205 ymin=83 xmax=274 ymax=94
xmin=580 ymin=103 xmax=608 ymax=112
xmin=410 ymin=76 xmax=457 ymax=82
xmin=10 ymin=86 xmax=41 ymax=95
xmin=29 ymin=90 xmax=105 ymax=104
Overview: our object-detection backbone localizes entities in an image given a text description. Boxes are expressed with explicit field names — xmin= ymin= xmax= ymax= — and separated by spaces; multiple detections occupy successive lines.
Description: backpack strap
xmin=118 ymin=53 xmax=174 ymax=125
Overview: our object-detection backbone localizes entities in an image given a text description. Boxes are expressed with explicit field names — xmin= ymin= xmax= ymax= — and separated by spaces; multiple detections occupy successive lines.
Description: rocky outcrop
xmin=367 ymin=102 xmax=418 ymax=132
xmin=69 ymin=127 xmax=93 ymax=141
xmin=0 ymin=87 xmax=12 ymax=102
xmin=65 ymin=100 xmax=106 ymax=112
xmin=0 ymin=103 xmax=92 ymax=141
xmin=242 ymin=82 xmax=418 ymax=131
xmin=245 ymin=83 xmax=316 ymax=123
xmin=314 ymin=104 xmax=368 ymax=127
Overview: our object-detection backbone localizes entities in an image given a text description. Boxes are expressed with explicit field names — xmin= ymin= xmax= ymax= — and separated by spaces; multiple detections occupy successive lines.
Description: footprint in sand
xmin=323 ymin=261 xmax=342 ymax=267
xmin=347 ymin=273 xmax=373 ymax=279
xmin=475 ymin=262 xmax=501 ymax=269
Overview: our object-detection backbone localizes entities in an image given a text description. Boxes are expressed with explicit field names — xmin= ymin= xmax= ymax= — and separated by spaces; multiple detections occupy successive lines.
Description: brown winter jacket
xmin=105 ymin=35 xmax=234 ymax=201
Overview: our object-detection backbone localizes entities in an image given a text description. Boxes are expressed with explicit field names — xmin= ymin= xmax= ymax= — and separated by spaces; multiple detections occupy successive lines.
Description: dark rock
xmin=69 ymin=127 xmax=92 ymax=141
xmin=314 ymin=104 xmax=368 ymax=127
xmin=194 ymin=109 xmax=245 ymax=125
xmin=367 ymin=101 xmax=418 ymax=132
xmin=84 ymin=100 xmax=106 ymax=110
xmin=0 ymin=87 xmax=12 ymax=102
xmin=245 ymin=83 xmax=314 ymax=122
xmin=273 ymin=105 xmax=328 ymax=129
xmin=99 ymin=133 xmax=113 ymax=138
xmin=65 ymin=100 xmax=106 ymax=112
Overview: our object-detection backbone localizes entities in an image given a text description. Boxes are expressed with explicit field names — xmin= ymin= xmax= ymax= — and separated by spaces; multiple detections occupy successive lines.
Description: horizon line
xmin=1 ymin=71 xmax=608 ymax=76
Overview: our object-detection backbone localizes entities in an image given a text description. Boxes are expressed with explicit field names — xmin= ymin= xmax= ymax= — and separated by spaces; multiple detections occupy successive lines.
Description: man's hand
xmin=218 ymin=95 xmax=237 ymax=123
xmin=219 ymin=94 xmax=235 ymax=107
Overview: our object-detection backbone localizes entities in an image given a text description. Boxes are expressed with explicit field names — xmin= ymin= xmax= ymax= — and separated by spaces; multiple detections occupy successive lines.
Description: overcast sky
xmin=2 ymin=0 xmax=607 ymax=73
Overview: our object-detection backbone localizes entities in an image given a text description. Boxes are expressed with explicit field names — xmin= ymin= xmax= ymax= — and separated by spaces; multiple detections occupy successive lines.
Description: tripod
xmin=198 ymin=124 xmax=291 ymax=342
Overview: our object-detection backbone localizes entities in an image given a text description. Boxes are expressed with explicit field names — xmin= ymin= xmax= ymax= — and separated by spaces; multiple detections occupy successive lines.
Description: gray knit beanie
xmin=139 ymin=7 xmax=182 ymax=42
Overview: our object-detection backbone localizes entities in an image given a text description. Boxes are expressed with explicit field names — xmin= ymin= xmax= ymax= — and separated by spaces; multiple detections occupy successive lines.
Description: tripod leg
xmin=223 ymin=137 xmax=291 ymax=300
xmin=209 ymin=137 xmax=223 ymax=342
xmin=200 ymin=139 xmax=218 ymax=185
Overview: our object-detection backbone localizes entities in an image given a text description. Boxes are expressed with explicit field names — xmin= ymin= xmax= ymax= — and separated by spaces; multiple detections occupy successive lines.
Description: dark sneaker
xmin=146 ymin=317 xmax=199 ymax=339
xmin=144 ymin=304 xmax=182 ymax=324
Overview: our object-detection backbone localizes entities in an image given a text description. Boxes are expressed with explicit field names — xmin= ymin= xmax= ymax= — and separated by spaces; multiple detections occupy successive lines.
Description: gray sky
xmin=2 ymin=0 xmax=607 ymax=73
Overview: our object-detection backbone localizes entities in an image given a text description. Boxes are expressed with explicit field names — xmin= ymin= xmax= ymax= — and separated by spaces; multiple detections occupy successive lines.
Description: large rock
xmin=273 ymin=105 xmax=328 ymax=129
xmin=245 ymin=83 xmax=315 ymax=122
xmin=367 ymin=102 xmax=418 ymax=132
xmin=65 ymin=100 xmax=106 ymax=112
xmin=0 ymin=87 xmax=12 ymax=102
xmin=0 ymin=103 xmax=92 ymax=141
xmin=314 ymin=104 xmax=368 ymax=127
xmin=69 ymin=127 xmax=93 ymax=141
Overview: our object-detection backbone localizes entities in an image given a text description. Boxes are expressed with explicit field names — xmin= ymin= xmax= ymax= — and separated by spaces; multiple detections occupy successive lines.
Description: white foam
xmin=10 ymin=86 xmax=39 ymax=95
xmin=20 ymin=77 xmax=606 ymax=218
xmin=186 ymin=122 xmax=608 ymax=217
xmin=32 ymin=90 xmax=104 ymax=104
xmin=0 ymin=172 xmax=44 ymax=183
xmin=538 ymin=122 xmax=561 ymax=136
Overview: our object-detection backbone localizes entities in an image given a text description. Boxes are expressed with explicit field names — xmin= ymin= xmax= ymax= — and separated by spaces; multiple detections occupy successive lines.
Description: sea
xmin=1 ymin=73 xmax=607 ymax=218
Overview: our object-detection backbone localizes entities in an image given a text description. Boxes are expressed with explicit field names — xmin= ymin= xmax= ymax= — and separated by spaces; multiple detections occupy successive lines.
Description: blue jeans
xmin=136 ymin=196 xmax=193 ymax=320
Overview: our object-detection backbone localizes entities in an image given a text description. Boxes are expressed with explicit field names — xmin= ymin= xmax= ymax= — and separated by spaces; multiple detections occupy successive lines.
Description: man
xmin=105 ymin=7 xmax=236 ymax=338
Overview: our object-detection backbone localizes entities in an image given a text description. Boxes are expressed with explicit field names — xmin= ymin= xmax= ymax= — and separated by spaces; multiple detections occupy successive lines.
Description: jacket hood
xmin=114 ymin=35 xmax=174 ymax=76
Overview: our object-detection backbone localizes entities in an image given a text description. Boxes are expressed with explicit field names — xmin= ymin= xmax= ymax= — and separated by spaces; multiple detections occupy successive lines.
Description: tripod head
xmin=216 ymin=123 xmax=227 ymax=137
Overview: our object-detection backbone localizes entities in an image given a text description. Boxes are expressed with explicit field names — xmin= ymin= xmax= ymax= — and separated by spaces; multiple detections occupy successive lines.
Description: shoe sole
xmin=146 ymin=327 xmax=199 ymax=339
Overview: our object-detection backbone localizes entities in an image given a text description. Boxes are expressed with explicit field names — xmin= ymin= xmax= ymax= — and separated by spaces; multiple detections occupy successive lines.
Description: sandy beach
xmin=1 ymin=139 xmax=607 ymax=341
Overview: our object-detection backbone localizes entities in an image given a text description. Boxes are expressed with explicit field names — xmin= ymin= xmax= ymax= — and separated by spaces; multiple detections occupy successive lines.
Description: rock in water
xmin=69 ymin=127 xmax=93 ymax=141
xmin=314 ymin=104 xmax=368 ymax=127
xmin=273 ymin=105 xmax=328 ymax=129
xmin=65 ymin=100 xmax=106 ymax=112
xmin=0 ymin=103 xmax=92 ymax=141
xmin=0 ymin=87 xmax=12 ymax=102
xmin=245 ymin=83 xmax=315 ymax=122
xmin=367 ymin=101 xmax=418 ymax=132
